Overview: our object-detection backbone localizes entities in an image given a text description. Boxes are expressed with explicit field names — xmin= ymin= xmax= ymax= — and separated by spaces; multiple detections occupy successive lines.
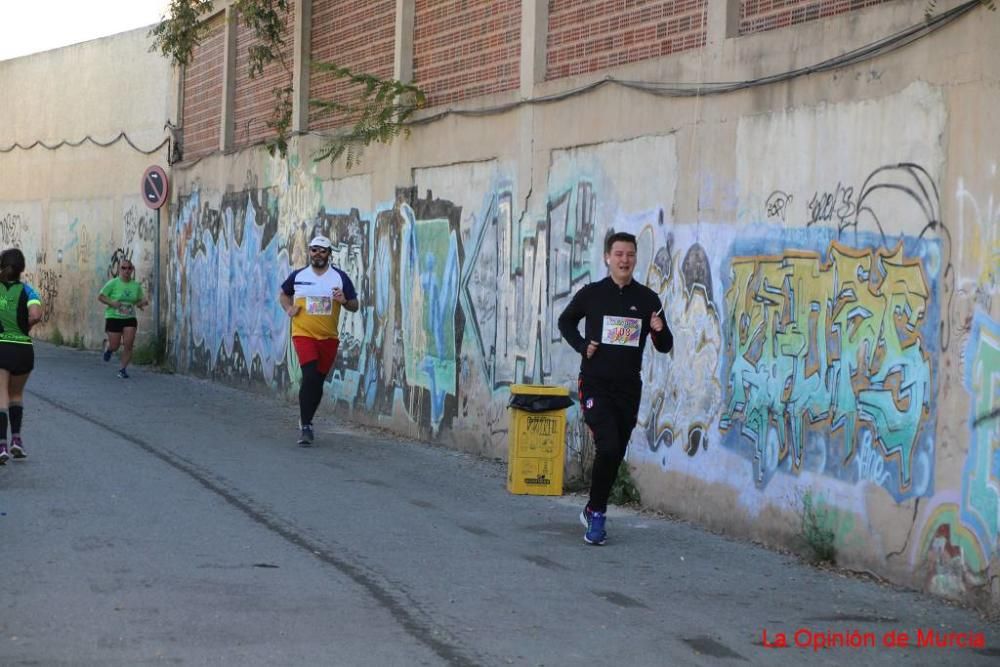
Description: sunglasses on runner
xmin=309 ymin=247 xmax=330 ymax=253
xmin=121 ymin=266 xmax=134 ymax=272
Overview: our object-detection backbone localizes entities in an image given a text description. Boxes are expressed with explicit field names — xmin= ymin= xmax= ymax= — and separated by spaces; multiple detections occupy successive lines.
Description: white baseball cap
xmin=309 ymin=235 xmax=332 ymax=249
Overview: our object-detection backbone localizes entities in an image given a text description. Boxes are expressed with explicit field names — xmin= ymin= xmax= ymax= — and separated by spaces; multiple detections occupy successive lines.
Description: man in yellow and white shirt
xmin=279 ymin=235 xmax=359 ymax=445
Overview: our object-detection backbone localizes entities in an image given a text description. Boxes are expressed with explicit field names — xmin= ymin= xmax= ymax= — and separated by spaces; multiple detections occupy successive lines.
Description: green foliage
xmin=148 ymin=0 xmax=216 ymax=68
xmin=265 ymin=85 xmax=295 ymax=159
xmin=132 ymin=337 xmax=167 ymax=366
xmin=309 ymin=65 xmax=427 ymax=170
xmin=150 ymin=0 xmax=425 ymax=170
xmin=234 ymin=0 xmax=291 ymax=76
xmin=150 ymin=1 xmax=289 ymax=74
xmin=799 ymin=490 xmax=837 ymax=564
xmin=608 ymin=460 xmax=641 ymax=506
xmin=45 ymin=329 xmax=85 ymax=348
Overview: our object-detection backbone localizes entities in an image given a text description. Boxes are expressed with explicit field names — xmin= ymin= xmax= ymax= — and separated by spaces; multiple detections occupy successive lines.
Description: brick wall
xmin=413 ymin=0 xmax=521 ymax=108
xmin=546 ymin=0 xmax=707 ymax=81
xmin=181 ymin=14 xmax=226 ymax=160
xmin=309 ymin=0 xmax=397 ymax=131
xmin=232 ymin=1 xmax=295 ymax=149
xmin=739 ymin=0 xmax=894 ymax=35
xmin=180 ymin=0 xmax=902 ymax=147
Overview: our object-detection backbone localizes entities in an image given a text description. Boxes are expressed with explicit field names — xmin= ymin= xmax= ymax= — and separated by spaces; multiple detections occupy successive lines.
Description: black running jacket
xmin=558 ymin=277 xmax=673 ymax=381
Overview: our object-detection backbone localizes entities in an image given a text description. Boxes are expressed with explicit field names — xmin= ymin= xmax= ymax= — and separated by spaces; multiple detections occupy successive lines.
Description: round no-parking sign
xmin=142 ymin=165 xmax=169 ymax=210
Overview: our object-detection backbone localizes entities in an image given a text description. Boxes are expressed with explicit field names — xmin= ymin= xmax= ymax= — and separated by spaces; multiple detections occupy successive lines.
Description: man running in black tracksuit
xmin=558 ymin=232 xmax=673 ymax=545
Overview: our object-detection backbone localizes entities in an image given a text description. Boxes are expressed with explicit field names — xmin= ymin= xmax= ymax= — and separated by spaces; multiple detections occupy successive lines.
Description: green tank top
xmin=0 ymin=282 xmax=31 ymax=344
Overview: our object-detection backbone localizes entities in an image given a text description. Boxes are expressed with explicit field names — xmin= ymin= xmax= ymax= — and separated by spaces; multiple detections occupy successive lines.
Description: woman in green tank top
xmin=0 ymin=248 xmax=43 ymax=464
xmin=98 ymin=258 xmax=148 ymax=379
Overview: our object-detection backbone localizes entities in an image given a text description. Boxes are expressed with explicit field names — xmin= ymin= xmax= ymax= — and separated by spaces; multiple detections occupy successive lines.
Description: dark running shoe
xmin=118 ymin=368 xmax=130 ymax=379
xmin=297 ymin=425 xmax=314 ymax=446
xmin=10 ymin=436 xmax=25 ymax=459
xmin=103 ymin=348 xmax=112 ymax=362
xmin=0 ymin=441 xmax=8 ymax=465
xmin=580 ymin=506 xmax=607 ymax=545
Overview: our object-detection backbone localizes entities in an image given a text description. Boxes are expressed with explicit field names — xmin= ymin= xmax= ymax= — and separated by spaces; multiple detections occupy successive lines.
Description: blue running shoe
xmin=580 ymin=506 xmax=607 ymax=545
xmin=103 ymin=348 xmax=112 ymax=362
xmin=297 ymin=424 xmax=314 ymax=446
xmin=117 ymin=368 xmax=130 ymax=379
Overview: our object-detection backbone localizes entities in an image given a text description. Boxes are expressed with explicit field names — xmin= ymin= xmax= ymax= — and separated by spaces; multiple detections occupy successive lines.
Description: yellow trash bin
xmin=507 ymin=384 xmax=573 ymax=495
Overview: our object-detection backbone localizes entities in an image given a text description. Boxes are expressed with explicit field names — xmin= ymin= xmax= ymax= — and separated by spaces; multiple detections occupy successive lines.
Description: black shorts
xmin=0 ymin=343 xmax=34 ymax=376
xmin=105 ymin=318 xmax=138 ymax=333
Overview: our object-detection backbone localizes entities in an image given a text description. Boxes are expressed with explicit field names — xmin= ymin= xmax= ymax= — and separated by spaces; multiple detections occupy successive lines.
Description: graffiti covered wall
xmin=1 ymin=0 xmax=996 ymax=616
xmin=160 ymin=7 xmax=1000 ymax=613
xmin=0 ymin=27 xmax=173 ymax=349
xmin=166 ymin=70 xmax=998 ymax=614
xmin=0 ymin=197 xmax=162 ymax=349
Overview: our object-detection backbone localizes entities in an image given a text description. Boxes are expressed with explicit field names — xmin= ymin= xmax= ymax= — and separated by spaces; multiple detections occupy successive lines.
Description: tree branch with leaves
xmin=149 ymin=0 xmax=424 ymax=168
xmin=308 ymin=64 xmax=424 ymax=170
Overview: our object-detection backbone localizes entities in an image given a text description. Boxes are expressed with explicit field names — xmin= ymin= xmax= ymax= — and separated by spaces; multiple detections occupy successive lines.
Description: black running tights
xmin=579 ymin=376 xmax=642 ymax=513
xmin=299 ymin=361 xmax=328 ymax=426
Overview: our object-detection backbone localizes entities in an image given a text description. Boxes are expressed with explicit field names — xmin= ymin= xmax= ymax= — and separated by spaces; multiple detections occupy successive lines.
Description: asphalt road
xmin=1 ymin=343 xmax=997 ymax=666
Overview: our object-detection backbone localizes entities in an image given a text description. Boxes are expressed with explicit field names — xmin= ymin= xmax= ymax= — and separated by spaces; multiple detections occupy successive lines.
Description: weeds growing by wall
xmin=131 ymin=337 xmax=167 ymax=367
xmin=799 ymin=490 xmax=837 ymax=564
xmin=609 ymin=461 xmax=642 ymax=506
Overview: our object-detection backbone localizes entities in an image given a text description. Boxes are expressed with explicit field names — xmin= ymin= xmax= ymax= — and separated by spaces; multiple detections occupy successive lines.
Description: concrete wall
xmin=167 ymin=0 xmax=1000 ymax=613
xmin=2 ymin=0 xmax=997 ymax=615
xmin=0 ymin=27 xmax=175 ymax=349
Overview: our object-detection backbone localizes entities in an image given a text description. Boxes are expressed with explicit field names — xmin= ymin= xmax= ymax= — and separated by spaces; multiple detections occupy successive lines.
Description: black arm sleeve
xmin=17 ymin=288 xmax=30 ymax=335
xmin=558 ymin=287 xmax=588 ymax=355
xmin=651 ymin=298 xmax=673 ymax=354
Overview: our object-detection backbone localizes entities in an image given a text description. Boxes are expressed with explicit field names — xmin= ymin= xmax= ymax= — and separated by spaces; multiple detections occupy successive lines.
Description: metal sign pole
xmin=154 ymin=207 xmax=161 ymax=344
xmin=141 ymin=164 xmax=168 ymax=354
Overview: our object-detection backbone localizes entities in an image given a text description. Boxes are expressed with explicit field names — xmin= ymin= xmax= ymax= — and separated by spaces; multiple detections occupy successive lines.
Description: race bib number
xmin=305 ymin=296 xmax=333 ymax=315
xmin=117 ymin=304 xmax=135 ymax=316
xmin=601 ymin=316 xmax=641 ymax=347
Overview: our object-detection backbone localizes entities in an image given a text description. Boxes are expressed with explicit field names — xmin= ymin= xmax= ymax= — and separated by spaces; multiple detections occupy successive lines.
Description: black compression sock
xmin=9 ymin=402 xmax=22 ymax=435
